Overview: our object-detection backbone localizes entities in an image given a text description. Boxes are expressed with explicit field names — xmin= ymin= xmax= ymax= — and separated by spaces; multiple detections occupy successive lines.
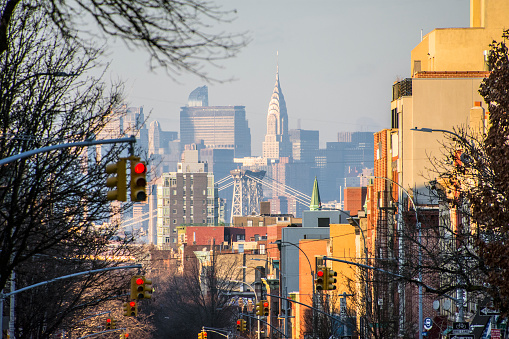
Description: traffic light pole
xmin=266 ymin=294 xmax=351 ymax=328
xmin=0 ymin=264 xmax=142 ymax=338
xmin=230 ymin=280 xmax=260 ymax=339
xmin=0 ymin=136 xmax=136 ymax=166
xmin=201 ymin=327 xmax=230 ymax=338
xmin=77 ymin=328 xmax=127 ymax=339
xmin=239 ymin=312 xmax=288 ymax=338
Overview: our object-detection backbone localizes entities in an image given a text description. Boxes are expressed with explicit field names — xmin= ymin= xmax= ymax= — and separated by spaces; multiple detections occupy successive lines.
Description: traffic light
xmin=111 ymin=319 xmax=117 ymax=329
xmin=325 ymin=267 xmax=337 ymax=290
xmin=315 ymin=265 xmax=325 ymax=291
xmin=123 ymin=301 xmax=138 ymax=316
xmin=105 ymin=318 xmax=112 ymax=330
xmin=131 ymin=275 xmax=153 ymax=299
xmin=202 ymin=331 xmax=207 ymax=339
xmin=241 ymin=319 xmax=247 ymax=331
xmin=106 ymin=159 xmax=127 ymax=201
xmin=236 ymin=319 xmax=242 ymax=331
xmin=255 ymin=301 xmax=263 ymax=316
xmin=198 ymin=333 xmax=202 ymax=339
xmin=130 ymin=156 xmax=147 ymax=202
xmin=119 ymin=333 xmax=129 ymax=338
xmin=262 ymin=300 xmax=269 ymax=316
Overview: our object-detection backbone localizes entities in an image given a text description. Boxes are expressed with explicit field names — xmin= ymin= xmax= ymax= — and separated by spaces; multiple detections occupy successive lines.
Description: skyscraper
xmin=262 ymin=67 xmax=292 ymax=159
xmin=180 ymin=86 xmax=251 ymax=158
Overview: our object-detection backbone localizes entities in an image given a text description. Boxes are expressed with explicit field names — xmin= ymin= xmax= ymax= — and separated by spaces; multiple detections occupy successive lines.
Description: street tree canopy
xmin=0 ymin=0 xmax=248 ymax=80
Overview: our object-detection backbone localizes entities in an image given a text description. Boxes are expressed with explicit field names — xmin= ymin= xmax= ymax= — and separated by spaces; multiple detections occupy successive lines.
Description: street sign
xmin=480 ymin=307 xmax=500 ymax=316
xmin=424 ymin=317 xmax=433 ymax=330
xmin=449 ymin=335 xmax=474 ymax=339
xmin=491 ymin=329 xmax=501 ymax=339
xmin=452 ymin=322 xmax=470 ymax=335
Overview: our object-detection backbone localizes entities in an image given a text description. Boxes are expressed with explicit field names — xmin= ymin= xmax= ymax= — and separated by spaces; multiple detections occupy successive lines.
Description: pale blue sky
xmin=106 ymin=0 xmax=469 ymax=155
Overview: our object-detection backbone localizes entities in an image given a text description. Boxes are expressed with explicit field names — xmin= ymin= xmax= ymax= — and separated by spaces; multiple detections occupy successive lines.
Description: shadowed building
xmin=180 ymin=86 xmax=251 ymax=158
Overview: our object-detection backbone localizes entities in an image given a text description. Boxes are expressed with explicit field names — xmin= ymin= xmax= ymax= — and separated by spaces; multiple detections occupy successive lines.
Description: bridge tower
xmin=230 ymin=169 xmax=265 ymax=224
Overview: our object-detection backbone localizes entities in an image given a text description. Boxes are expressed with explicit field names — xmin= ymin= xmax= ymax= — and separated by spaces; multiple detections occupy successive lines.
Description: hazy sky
xmin=105 ymin=0 xmax=469 ymax=155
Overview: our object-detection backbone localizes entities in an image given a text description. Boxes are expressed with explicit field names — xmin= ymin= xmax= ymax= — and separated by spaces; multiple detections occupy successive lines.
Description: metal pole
xmin=230 ymin=280 xmax=259 ymax=339
xmin=271 ymin=240 xmax=315 ymax=339
xmin=9 ymin=272 xmax=14 ymax=339
xmin=0 ymin=136 xmax=136 ymax=166
xmin=3 ymin=264 xmax=142 ymax=298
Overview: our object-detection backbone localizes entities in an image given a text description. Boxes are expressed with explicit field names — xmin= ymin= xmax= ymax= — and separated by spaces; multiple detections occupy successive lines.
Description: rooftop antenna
xmin=276 ymin=50 xmax=279 ymax=79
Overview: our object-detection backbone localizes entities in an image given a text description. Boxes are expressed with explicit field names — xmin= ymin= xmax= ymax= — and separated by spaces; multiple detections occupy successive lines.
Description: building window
xmin=318 ymin=218 xmax=330 ymax=227
xmin=391 ymin=108 xmax=399 ymax=129
xmin=247 ymin=220 xmax=253 ymax=226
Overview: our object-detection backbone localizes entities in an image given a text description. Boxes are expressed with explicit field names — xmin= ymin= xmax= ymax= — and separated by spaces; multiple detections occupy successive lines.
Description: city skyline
xmin=103 ymin=0 xmax=469 ymax=155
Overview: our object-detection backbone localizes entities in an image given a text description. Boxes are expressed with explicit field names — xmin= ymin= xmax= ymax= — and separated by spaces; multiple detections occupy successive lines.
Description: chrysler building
xmin=262 ymin=65 xmax=292 ymax=159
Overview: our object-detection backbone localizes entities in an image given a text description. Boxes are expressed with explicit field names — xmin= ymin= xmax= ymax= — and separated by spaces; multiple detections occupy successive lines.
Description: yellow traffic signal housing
xmin=105 ymin=318 xmax=112 ymax=329
xmin=241 ymin=319 xmax=247 ymax=331
xmin=106 ymin=159 xmax=127 ymax=201
xmin=315 ymin=265 xmax=325 ymax=291
xmin=131 ymin=275 xmax=153 ymax=299
xmin=198 ymin=333 xmax=202 ymax=339
xmin=129 ymin=156 xmax=147 ymax=202
xmin=262 ymin=300 xmax=269 ymax=316
xmin=202 ymin=331 xmax=207 ymax=339
xmin=326 ymin=268 xmax=337 ymax=290
xmin=123 ymin=301 xmax=138 ymax=316
xmin=236 ymin=319 xmax=241 ymax=331
xmin=255 ymin=301 xmax=263 ymax=316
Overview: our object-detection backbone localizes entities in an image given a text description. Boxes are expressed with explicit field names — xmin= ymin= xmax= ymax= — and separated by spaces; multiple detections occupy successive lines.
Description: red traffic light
xmin=136 ymin=277 xmax=144 ymax=285
xmin=237 ymin=320 xmax=241 ymax=325
xmin=317 ymin=270 xmax=324 ymax=277
xmin=129 ymin=301 xmax=136 ymax=307
xmin=134 ymin=162 xmax=146 ymax=174
xmin=124 ymin=334 xmax=129 ymax=338
xmin=263 ymin=301 xmax=269 ymax=307
xmin=106 ymin=318 xmax=111 ymax=323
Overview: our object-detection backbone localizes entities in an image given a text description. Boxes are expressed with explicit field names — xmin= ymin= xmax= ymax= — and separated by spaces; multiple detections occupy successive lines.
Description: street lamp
xmin=270 ymin=240 xmax=315 ymax=339
xmin=344 ymin=214 xmax=370 ymax=338
xmin=231 ymin=280 xmax=260 ymax=339
xmin=410 ymin=128 xmax=468 ymax=325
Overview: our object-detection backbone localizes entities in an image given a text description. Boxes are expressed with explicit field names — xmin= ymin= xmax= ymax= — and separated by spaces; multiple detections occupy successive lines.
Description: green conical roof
xmin=310 ymin=177 xmax=321 ymax=211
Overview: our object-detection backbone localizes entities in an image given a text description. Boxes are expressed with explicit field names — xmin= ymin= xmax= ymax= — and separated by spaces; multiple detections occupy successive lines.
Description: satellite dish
xmin=443 ymin=299 xmax=451 ymax=310
xmin=433 ymin=300 xmax=440 ymax=310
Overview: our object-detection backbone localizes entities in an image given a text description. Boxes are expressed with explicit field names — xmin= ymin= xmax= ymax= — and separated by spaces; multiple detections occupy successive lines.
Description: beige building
xmin=395 ymin=0 xmax=506 ymax=202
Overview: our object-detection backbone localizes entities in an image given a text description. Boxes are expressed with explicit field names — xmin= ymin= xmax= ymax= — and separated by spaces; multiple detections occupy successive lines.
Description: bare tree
xmin=0 ymin=0 xmax=249 ymax=80
xmin=0 ymin=6 xmax=152 ymax=338
xmin=145 ymin=250 xmax=244 ymax=339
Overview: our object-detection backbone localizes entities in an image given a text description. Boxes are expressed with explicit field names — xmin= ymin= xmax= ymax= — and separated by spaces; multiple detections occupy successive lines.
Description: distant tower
xmin=262 ymin=60 xmax=292 ymax=159
xmin=188 ymin=85 xmax=209 ymax=107
xmin=310 ymin=177 xmax=321 ymax=211
xmin=180 ymin=86 xmax=251 ymax=158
